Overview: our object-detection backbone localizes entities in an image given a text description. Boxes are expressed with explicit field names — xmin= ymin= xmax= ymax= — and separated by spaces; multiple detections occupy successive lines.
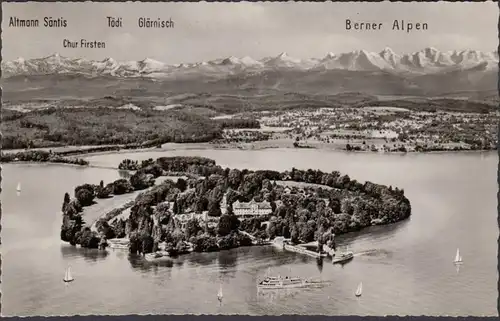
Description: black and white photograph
xmin=1 ymin=1 xmax=498 ymax=317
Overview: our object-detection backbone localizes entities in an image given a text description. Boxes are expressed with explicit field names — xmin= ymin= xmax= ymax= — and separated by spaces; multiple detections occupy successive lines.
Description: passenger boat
xmin=332 ymin=250 xmax=354 ymax=264
xmin=257 ymin=275 xmax=311 ymax=289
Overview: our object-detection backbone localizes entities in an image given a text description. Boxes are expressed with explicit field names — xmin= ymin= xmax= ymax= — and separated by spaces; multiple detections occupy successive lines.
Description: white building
xmin=232 ymin=199 xmax=272 ymax=219
xmin=220 ymin=193 xmax=229 ymax=215
xmin=173 ymin=212 xmax=218 ymax=230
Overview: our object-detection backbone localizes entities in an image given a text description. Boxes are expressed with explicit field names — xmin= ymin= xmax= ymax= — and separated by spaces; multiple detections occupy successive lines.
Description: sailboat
xmin=16 ymin=182 xmax=21 ymax=192
xmin=355 ymin=282 xmax=363 ymax=297
xmin=217 ymin=284 xmax=223 ymax=303
xmin=63 ymin=266 xmax=74 ymax=283
xmin=454 ymin=248 xmax=463 ymax=264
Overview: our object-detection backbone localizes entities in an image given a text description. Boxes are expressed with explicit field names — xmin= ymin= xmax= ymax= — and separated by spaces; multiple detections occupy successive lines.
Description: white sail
xmin=454 ymin=248 xmax=463 ymax=263
xmin=217 ymin=284 xmax=223 ymax=300
xmin=64 ymin=266 xmax=74 ymax=282
xmin=355 ymin=282 xmax=363 ymax=297
xmin=16 ymin=182 xmax=21 ymax=192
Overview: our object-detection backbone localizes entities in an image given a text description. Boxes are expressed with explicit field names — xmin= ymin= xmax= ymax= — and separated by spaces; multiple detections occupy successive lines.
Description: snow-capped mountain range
xmin=2 ymin=47 xmax=498 ymax=78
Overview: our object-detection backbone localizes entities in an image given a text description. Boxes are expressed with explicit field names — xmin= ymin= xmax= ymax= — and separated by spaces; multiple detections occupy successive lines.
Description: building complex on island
xmin=220 ymin=192 xmax=273 ymax=218
xmin=172 ymin=193 xmax=274 ymax=232
xmin=173 ymin=212 xmax=219 ymax=230
xmin=231 ymin=199 xmax=273 ymax=218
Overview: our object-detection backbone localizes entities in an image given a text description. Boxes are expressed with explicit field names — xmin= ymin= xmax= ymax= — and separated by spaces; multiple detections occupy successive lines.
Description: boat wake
xmin=354 ymin=248 xmax=393 ymax=259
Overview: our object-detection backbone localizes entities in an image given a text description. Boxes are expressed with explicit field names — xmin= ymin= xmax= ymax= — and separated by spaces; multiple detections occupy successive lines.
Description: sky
xmin=2 ymin=2 xmax=498 ymax=64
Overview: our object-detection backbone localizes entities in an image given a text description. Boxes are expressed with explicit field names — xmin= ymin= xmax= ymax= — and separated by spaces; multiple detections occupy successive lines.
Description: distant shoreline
xmin=1 ymin=140 xmax=495 ymax=166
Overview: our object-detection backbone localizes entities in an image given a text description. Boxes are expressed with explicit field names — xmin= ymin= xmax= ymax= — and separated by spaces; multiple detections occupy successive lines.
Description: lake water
xmin=1 ymin=149 xmax=498 ymax=316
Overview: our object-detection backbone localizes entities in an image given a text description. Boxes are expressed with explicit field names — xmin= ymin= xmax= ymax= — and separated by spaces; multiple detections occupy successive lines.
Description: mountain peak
xmin=381 ymin=47 xmax=395 ymax=54
xmin=221 ymin=56 xmax=240 ymax=65
xmin=141 ymin=57 xmax=161 ymax=63
xmin=325 ymin=52 xmax=336 ymax=59
xmin=46 ymin=53 xmax=62 ymax=59
xmin=421 ymin=47 xmax=439 ymax=57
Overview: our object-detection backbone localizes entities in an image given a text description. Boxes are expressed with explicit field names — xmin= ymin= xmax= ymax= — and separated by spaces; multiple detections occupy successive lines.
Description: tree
xmin=185 ymin=218 xmax=202 ymax=239
xmin=130 ymin=172 xmax=153 ymax=191
xmin=208 ymin=201 xmax=222 ymax=217
xmin=267 ymin=221 xmax=278 ymax=239
xmin=172 ymin=197 xmax=180 ymax=214
xmin=195 ymin=196 xmax=209 ymax=214
xmin=129 ymin=231 xmax=141 ymax=254
xmin=290 ymin=225 xmax=299 ymax=244
xmin=329 ymin=197 xmax=341 ymax=214
xmin=140 ymin=231 xmax=155 ymax=254
xmin=62 ymin=192 xmax=71 ymax=211
xmin=96 ymin=185 xmax=111 ymax=199
xmin=96 ymin=220 xmax=116 ymax=239
xmin=192 ymin=233 xmax=219 ymax=252
xmin=227 ymin=169 xmax=242 ymax=188
xmin=75 ymin=188 xmax=94 ymax=207
xmin=111 ymin=179 xmax=134 ymax=195
xmin=217 ymin=214 xmax=240 ymax=236
xmin=175 ymin=178 xmax=188 ymax=192
xmin=75 ymin=227 xmax=100 ymax=248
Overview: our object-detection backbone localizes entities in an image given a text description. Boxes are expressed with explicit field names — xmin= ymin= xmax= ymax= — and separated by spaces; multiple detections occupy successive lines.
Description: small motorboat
xmin=332 ymin=251 xmax=354 ymax=264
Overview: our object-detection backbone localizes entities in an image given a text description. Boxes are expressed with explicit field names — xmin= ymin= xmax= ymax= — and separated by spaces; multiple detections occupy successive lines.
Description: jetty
xmin=273 ymin=237 xmax=328 ymax=258
xmin=284 ymin=243 xmax=328 ymax=258
xmin=107 ymin=238 xmax=130 ymax=250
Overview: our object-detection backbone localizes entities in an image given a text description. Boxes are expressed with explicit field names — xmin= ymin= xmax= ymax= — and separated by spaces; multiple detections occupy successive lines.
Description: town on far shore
xmin=216 ymin=104 xmax=498 ymax=153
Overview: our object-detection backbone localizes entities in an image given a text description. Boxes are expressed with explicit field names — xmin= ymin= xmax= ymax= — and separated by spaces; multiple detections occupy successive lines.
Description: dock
xmin=283 ymin=243 xmax=328 ymax=258
xmin=270 ymin=237 xmax=327 ymax=258
xmin=107 ymin=238 xmax=130 ymax=250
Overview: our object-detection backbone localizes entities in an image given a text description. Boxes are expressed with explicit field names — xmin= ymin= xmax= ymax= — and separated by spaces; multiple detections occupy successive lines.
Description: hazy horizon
xmin=3 ymin=2 xmax=498 ymax=63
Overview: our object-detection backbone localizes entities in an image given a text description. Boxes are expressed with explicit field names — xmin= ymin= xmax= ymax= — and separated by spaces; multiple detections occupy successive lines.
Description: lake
xmin=1 ymin=148 xmax=498 ymax=316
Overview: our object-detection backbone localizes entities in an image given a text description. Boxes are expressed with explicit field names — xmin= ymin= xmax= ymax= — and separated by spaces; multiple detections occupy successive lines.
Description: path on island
xmin=87 ymin=176 xmax=178 ymax=232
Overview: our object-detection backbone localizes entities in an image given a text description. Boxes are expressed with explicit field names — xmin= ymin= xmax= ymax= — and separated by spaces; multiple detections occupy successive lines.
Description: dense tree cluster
xmin=60 ymin=156 xmax=412 ymax=257
xmin=2 ymin=107 xmax=223 ymax=150
xmin=1 ymin=150 xmax=88 ymax=165
xmin=60 ymin=172 xmax=157 ymax=248
xmin=216 ymin=130 xmax=271 ymax=144
xmin=214 ymin=118 xmax=261 ymax=130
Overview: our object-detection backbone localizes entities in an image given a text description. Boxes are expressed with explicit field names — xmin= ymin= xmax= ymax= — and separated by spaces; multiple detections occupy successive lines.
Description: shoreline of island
xmin=59 ymin=156 xmax=412 ymax=261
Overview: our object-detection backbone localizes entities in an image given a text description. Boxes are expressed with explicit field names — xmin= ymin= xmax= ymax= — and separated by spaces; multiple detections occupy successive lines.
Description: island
xmin=60 ymin=156 xmax=411 ymax=258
